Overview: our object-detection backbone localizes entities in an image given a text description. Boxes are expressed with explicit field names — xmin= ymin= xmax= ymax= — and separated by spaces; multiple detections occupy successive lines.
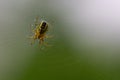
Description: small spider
xmin=29 ymin=17 xmax=52 ymax=47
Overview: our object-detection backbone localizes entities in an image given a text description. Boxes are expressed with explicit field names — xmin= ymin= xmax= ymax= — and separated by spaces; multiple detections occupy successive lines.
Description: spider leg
xmin=35 ymin=16 xmax=40 ymax=26
xmin=39 ymin=38 xmax=44 ymax=48
xmin=28 ymin=36 xmax=36 ymax=45
xmin=45 ymin=35 xmax=54 ymax=39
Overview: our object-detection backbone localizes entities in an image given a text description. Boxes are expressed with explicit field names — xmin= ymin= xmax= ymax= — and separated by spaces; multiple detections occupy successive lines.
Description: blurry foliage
xmin=0 ymin=0 xmax=120 ymax=80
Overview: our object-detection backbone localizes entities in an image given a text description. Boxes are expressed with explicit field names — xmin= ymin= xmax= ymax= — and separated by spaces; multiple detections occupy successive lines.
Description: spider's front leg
xmin=29 ymin=35 xmax=37 ymax=45
xmin=39 ymin=37 xmax=44 ymax=45
xmin=45 ymin=35 xmax=54 ymax=39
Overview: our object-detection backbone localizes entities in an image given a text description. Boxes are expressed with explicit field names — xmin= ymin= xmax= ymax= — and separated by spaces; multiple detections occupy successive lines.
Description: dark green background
xmin=0 ymin=0 xmax=120 ymax=80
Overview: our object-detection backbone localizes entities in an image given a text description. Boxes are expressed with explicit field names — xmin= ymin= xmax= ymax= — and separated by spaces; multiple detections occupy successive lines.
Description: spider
xmin=29 ymin=16 xmax=52 ymax=47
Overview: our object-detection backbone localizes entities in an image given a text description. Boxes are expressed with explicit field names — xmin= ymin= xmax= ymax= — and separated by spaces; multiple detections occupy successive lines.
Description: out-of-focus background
xmin=0 ymin=0 xmax=120 ymax=80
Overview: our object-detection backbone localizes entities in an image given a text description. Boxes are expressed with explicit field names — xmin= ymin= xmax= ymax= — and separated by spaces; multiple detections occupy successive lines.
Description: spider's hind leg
xmin=34 ymin=16 xmax=40 ymax=26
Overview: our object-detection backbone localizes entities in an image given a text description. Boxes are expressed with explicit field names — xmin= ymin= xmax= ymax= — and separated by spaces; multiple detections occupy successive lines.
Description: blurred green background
xmin=0 ymin=0 xmax=120 ymax=80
